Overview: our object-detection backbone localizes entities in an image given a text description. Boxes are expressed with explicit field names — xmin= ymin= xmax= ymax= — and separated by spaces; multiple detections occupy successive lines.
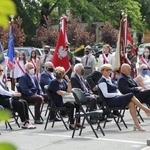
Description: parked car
xmin=137 ymin=43 xmax=150 ymax=55
xmin=39 ymin=48 xmax=55 ymax=55
xmin=91 ymin=43 xmax=103 ymax=58
xmin=4 ymin=47 xmax=42 ymax=59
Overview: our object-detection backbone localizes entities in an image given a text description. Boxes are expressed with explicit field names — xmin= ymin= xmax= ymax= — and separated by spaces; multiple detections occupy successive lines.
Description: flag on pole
xmin=124 ymin=18 xmax=136 ymax=55
xmin=124 ymin=19 xmax=133 ymax=46
xmin=7 ymin=26 xmax=15 ymax=70
xmin=61 ymin=17 xmax=67 ymax=43
xmin=113 ymin=29 xmax=121 ymax=71
xmin=52 ymin=29 xmax=70 ymax=72
xmin=113 ymin=13 xmax=135 ymax=71
xmin=0 ymin=42 xmax=5 ymax=64
xmin=113 ymin=15 xmax=125 ymax=71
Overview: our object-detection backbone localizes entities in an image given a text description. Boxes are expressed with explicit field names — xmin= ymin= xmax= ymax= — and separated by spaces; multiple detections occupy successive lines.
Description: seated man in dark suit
xmin=71 ymin=63 xmax=97 ymax=112
xmin=117 ymin=63 xmax=150 ymax=105
xmin=40 ymin=61 xmax=55 ymax=93
xmin=86 ymin=71 xmax=102 ymax=94
xmin=19 ymin=62 xmax=48 ymax=124
xmin=40 ymin=61 xmax=60 ymax=121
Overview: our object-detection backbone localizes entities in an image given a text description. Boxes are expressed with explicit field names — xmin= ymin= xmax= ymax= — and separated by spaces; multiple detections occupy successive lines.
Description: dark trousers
xmin=0 ymin=98 xmax=29 ymax=122
xmin=135 ymin=90 xmax=150 ymax=105
xmin=25 ymin=95 xmax=43 ymax=120
xmin=63 ymin=102 xmax=80 ymax=124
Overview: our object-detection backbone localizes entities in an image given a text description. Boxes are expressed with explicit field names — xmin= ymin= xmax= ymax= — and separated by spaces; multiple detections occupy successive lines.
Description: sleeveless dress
xmin=98 ymin=77 xmax=133 ymax=108
xmin=138 ymin=74 xmax=150 ymax=89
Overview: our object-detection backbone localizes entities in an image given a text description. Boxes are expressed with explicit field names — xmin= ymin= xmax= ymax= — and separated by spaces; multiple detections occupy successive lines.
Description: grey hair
xmin=25 ymin=62 xmax=33 ymax=70
xmin=74 ymin=63 xmax=83 ymax=73
xmin=44 ymin=61 xmax=53 ymax=68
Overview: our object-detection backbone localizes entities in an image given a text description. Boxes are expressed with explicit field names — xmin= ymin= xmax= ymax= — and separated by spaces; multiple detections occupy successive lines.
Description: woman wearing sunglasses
xmin=98 ymin=64 xmax=150 ymax=131
xmin=135 ymin=64 xmax=150 ymax=89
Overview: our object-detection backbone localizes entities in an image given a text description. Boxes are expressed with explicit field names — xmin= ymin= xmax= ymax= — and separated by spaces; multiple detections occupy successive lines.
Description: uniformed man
xmin=40 ymin=45 xmax=53 ymax=73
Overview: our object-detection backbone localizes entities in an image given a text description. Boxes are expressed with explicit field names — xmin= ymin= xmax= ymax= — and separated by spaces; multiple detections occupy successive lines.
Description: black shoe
xmin=69 ymin=125 xmax=79 ymax=130
xmin=77 ymin=124 xmax=86 ymax=129
xmin=49 ymin=117 xmax=61 ymax=122
xmin=107 ymin=113 xmax=117 ymax=118
xmin=113 ymin=111 xmax=121 ymax=117
xmin=100 ymin=118 xmax=112 ymax=122
xmin=34 ymin=119 xmax=44 ymax=124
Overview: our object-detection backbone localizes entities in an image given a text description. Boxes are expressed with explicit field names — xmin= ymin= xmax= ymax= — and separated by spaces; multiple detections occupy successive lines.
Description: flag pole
xmin=9 ymin=15 xmax=15 ymax=90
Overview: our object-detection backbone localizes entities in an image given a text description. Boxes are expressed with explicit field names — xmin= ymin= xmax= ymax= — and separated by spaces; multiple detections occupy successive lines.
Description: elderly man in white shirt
xmin=0 ymin=64 xmax=35 ymax=129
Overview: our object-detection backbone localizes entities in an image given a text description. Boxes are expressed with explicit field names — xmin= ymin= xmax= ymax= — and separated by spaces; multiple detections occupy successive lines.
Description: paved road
xmin=0 ymin=105 xmax=150 ymax=150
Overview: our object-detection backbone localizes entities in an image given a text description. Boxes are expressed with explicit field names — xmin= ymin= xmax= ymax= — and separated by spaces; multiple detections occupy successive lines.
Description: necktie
xmin=80 ymin=77 xmax=88 ymax=93
xmin=43 ymin=55 xmax=47 ymax=64
xmin=85 ymin=57 xmax=88 ymax=66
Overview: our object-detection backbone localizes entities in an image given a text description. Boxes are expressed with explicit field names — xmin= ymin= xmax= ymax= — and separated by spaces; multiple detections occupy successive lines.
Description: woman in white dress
xmin=98 ymin=44 xmax=113 ymax=70
xmin=10 ymin=51 xmax=26 ymax=84
xmin=28 ymin=49 xmax=40 ymax=81
xmin=135 ymin=64 xmax=150 ymax=89
xmin=139 ymin=46 xmax=150 ymax=76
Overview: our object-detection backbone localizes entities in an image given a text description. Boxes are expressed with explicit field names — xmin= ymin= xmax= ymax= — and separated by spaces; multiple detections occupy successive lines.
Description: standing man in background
xmin=40 ymin=45 xmax=52 ymax=73
xmin=125 ymin=45 xmax=137 ymax=78
xmin=81 ymin=45 xmax=96 ymax=78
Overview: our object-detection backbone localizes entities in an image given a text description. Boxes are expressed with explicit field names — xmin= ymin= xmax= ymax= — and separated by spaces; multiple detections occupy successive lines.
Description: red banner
xmin=52 ymin=29 xmax=70 ymax=72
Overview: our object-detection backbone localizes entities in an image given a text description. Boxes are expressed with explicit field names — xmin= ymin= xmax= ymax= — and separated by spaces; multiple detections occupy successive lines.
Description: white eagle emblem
xmin=57 ymin=46 xmax=67 ymax=59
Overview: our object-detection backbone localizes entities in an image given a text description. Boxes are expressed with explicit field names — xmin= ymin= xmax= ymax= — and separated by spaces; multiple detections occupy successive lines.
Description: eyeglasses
xmin=0 ymin=70 xmax=3 ymax=72
xmin=105 ymin=69 xmax=112 ymax=71
xmin=142 ymin=68 xmax=148 ymax=70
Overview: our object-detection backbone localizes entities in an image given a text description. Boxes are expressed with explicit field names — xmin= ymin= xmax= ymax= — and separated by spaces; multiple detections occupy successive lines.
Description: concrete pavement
xmin=0 ymin=105 xmax=150 ymax=150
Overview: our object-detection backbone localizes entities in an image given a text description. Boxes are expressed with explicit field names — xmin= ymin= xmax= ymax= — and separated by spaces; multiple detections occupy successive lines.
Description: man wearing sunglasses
xmin=117 ymin=63 xmax=150 ymax=105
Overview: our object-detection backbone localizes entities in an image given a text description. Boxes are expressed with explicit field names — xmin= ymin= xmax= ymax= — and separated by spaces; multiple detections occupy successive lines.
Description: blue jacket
xmin=19 ymin=73 xmax=42 ymax=97
xmin=40 ymin=71 xmax=55 ymax=90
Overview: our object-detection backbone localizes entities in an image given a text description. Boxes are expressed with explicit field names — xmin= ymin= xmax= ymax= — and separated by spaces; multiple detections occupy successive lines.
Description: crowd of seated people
xmin=2 ymin=43 xmax=150 ymax=134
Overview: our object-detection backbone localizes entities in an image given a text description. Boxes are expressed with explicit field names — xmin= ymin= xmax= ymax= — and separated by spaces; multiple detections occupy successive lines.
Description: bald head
xmin=121 ymin=63 xmax=131 ymax=76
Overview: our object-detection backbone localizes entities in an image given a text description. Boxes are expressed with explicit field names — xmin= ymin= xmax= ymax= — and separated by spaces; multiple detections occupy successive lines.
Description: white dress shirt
xmin=0 ymin=78 xmax=15 ymax=97
xmin=98 ymin=76 xmax=121 ymax=98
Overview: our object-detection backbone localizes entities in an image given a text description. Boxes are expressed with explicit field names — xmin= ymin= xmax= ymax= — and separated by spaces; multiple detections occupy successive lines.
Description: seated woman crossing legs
xmin=98 ymin=64 xmax=150 ymax=131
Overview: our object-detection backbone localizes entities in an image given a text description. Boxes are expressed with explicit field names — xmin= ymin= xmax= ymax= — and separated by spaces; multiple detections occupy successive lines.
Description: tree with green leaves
xmin=5 ymin=0 xmax=150 ymax=46
xmin=12 ymin=0 xmax=41 ymax=46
